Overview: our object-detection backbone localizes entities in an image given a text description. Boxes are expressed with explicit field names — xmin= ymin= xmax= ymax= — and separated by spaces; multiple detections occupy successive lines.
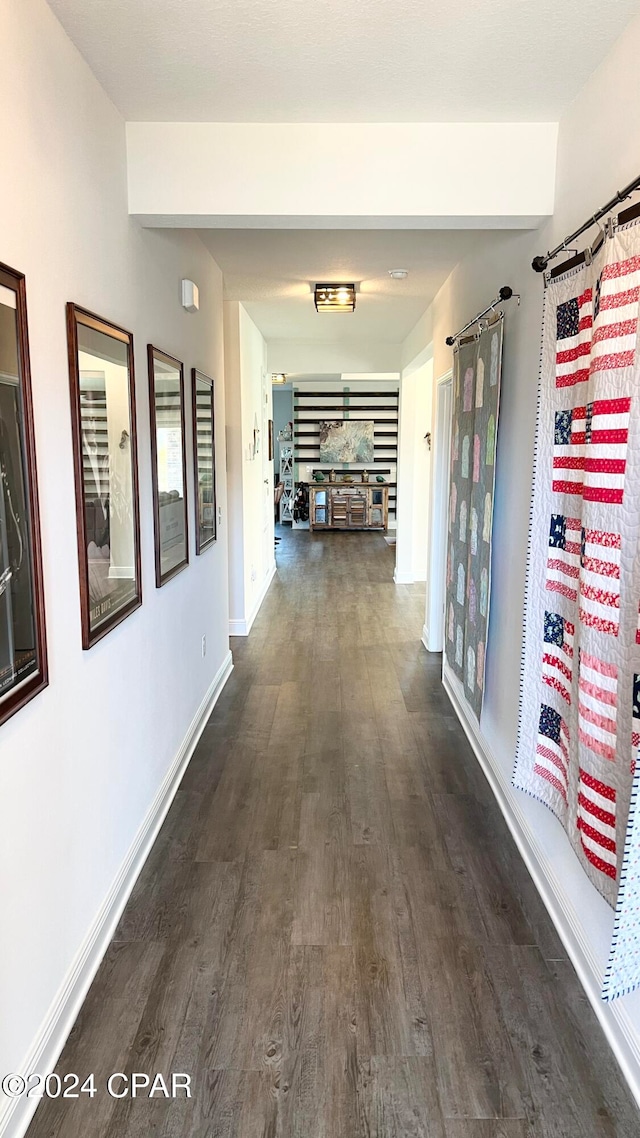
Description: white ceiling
xmin=200 ymin=228 xmax=494 ymax=342
xmin=48 ymin=0 xmax=638 ymax=122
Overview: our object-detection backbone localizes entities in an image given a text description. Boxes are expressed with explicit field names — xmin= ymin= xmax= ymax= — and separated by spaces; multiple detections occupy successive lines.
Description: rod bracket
xmin=446 ymin=285 xmax=515 ymax=346
xmin=532 ymin=172 xmax=640 ymax=273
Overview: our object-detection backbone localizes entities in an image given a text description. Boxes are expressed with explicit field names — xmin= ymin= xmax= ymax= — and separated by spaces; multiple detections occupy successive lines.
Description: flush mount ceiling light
xmin=271 ymin=373 xmax=287 ymax=384
xmin=314 ymin=283 xmax=356 ymax=313
xmin=388 ymin=269 xmax=409 ymax=279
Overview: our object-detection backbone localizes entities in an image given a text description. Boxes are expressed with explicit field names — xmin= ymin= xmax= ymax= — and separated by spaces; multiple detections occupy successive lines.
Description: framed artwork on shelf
xmin=0 ymin=262 xmax=48 ymax=720
xmin=319 ymin=419 xmax=374 ymax=463
xmin=67 ymin=303 xmax=142 ymax=649
xmin=191 ymin=369 xmax=216 ymax=554
xmin=148 ymin=345 xmax=188 ymax=585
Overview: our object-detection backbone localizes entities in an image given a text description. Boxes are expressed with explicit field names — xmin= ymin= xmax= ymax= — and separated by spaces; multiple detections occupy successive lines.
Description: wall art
xmin=67 ymin=304 xmax=142 ymax=647
xmin=513 ymin=215 xmax=640 ymax=1000
xmin=444 ymin=314 xmax=504 ymax=719
xmin=148 ymin=346 xmax=188 ymax=585
xmin=0 ymin=262 xmax=47 ymax=716
xmin=192 ymin=369 xmax=216 ymax=554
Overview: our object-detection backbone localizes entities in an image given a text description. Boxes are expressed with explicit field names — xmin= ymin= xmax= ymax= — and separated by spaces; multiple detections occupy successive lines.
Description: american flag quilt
xmin=514 ymin=219 xmax=640 ymax=1002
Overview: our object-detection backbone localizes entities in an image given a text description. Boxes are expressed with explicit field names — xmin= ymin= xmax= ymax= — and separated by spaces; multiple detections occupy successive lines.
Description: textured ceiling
xmin=200 ymin=228 xmax=495 ymax=342
xmin=47 ymin=0 xmax=638 ymax=121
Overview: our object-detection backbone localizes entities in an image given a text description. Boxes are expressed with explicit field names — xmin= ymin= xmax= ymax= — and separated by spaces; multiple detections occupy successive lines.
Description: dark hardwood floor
xmin=27 ymin=528 xmax=640 ymax=1137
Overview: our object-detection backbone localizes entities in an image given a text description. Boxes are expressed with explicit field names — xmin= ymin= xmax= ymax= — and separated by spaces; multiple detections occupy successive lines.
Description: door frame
xmin=424 ymin=370 xmax=452 ymax=652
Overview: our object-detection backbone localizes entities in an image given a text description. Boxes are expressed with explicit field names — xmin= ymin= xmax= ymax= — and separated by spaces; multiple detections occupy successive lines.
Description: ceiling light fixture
xmin=314 ymin=283 xmax=356 ymax=313
xmin=271 ymin=373 xmax=287 ymax=384
xmin=388 ymin=269 xmax=408 ymax=280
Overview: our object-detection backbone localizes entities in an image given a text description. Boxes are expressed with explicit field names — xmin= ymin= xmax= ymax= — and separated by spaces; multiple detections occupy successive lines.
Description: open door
xmin=424 ymin=371 xmax=452 ymax=652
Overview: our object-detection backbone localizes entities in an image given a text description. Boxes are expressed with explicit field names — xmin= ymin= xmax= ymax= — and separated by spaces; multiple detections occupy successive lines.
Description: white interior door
xmin=425 ymin=372 xmax=452 ymax=652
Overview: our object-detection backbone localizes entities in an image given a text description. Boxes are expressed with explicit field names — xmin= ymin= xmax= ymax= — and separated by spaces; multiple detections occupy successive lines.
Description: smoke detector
xmin=388 ymin=269 xmax=409 ymax=280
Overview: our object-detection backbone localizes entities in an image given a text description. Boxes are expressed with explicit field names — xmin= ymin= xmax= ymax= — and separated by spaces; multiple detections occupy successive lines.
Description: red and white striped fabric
xmin=546 ymin=514 xmax=581 ymax=602
xmin=552 ymin=406 xmax=586 ymax=496
xmin=578 ymin=651 xmax=617 ymax=763
xmin=591 ymin=255 xmax=640 ymax=375
xmin=577 ymin=767 xmax=617 ymax=880
xmin=516 ymin=220 xmax=640 ymax=999
xmin=579 ymin=528 xmax=621 ymax=637
xmin=584 ymin=397 xmax=631 ymax=505
xmin=542 ymin=618 xmax=574 ymax=705
xmin=535 ymin=705 xmax=570 ymax=804
xmin=552 ymin=399 xmax=630 ymax=504
xmin=556 ymin=288 xmax=593 ymax=388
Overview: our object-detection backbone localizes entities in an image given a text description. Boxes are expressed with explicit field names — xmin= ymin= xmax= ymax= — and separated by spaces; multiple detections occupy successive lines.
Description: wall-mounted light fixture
xmin=271 ymin=373 xmax=287 ymax=384
xmin=314 ymin=283 xmax=356 ymax=313
xmin=181 ymin=279 xmax=199 ymax=312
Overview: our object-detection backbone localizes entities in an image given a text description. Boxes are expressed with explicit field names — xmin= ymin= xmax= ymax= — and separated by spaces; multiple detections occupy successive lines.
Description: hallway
xmin=27 ymin=530 xmax=639 ymax=1138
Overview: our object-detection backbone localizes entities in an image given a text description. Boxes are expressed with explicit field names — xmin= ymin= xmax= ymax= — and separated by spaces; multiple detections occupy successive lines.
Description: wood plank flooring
xmin=26 ymin=529 xmax=640 ymax=1137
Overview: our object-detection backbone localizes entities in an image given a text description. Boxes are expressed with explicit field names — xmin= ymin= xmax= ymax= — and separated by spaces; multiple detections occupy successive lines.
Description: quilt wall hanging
xmin=445 ymin=314 xmax=504 ymax=720
xmin=514 ymin=215 xmax=640 ymax=1001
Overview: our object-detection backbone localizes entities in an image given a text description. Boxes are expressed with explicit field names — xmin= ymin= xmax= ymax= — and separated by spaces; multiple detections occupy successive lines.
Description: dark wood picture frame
xmin=268 ymin=418 xmax=274 ymax=462
xmin=0 ymin=262 xmax=48 ymax=722
xmin=191 ymin=369 xmax=217 ymax=554
xmin=148 ymin=345 xmax=189 ymax=586
xmin=66 ymin=304 xmax=142 ymax=649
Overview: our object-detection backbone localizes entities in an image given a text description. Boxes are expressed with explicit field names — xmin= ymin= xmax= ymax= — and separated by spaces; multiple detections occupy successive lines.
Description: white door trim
xmin=423 ymin=370 xmax=452 ymax=652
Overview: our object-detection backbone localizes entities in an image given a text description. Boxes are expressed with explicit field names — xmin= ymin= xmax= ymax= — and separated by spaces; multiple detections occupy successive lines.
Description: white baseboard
xmin=229 ymin=561 xmax=276 ymax=636
xmin=421 ymin=622 xmax=444 ymax=653
xmin=393 ymin=567 xmax=427 ymax=585
xmin=442 ymin=661 xmax=640 ymax=1111
xmin=393 ymin=568 xmax=414 ymax=584
xmin=1 ymin=650 xmax=234 ymax=1138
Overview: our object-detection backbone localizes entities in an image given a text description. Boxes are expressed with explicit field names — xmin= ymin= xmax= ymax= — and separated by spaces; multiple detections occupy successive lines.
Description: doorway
xmin=423 ymin=370 xmax=452 ymax=652
xmin=394 ymin=351 xmax=433 ymax=585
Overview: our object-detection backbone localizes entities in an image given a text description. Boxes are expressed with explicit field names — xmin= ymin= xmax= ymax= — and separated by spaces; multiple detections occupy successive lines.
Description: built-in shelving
xmin=293 ymin=382 xmax=399 ymax=520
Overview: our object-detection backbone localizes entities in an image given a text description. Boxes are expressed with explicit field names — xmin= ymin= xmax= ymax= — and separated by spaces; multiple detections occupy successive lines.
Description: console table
xmin=309 ymin=483 xmax=388 ymax=531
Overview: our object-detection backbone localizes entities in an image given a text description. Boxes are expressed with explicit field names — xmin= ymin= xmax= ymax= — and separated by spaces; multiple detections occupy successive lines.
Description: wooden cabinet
xmin=309 ymin=484 xmax=389 ymax=531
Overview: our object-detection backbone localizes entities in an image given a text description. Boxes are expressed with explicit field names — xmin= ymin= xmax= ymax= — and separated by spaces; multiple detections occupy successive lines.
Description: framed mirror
xmin=67 ymin=304 xmax=142 ymax=648
xmin=191 ymin=369 xmax=216 ymax=554
xmin=0 ymin=262 xmax=47 ymax=721
xmin=148 ymin=346 xmax=188 ymax=585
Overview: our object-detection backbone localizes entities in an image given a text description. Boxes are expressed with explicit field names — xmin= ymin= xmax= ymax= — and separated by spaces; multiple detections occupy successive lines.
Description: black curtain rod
xmin=445 ymin=286 xmax=514 ymax=347
xmin=532 ymin=173 xmax=640 ymax=273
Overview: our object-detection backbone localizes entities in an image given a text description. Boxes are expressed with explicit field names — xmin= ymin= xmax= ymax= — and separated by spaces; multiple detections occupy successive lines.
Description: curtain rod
xmin=445 ymin=286 xmax=515 ymax=347
xmin=532 ymin=173 xmax=640 ymax=273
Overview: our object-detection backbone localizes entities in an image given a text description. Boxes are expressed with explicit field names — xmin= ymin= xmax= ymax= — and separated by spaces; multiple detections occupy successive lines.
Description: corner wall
xmin=0 ymin=1 xmax=230 ymax=1128
xmin=395 ymin=355 xmax=433 ymax=583
xmin=404 ymin=12 xmax=640 ymax=1100
xmin=224 ymin=302 xmax=275 ymax=633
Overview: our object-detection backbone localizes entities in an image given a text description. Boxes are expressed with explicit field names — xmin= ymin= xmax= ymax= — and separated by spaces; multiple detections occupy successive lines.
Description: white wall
xmin=224 ymin=302 xmax=275 ymax=633
xmin=268 ymin=338 xmax=402 ymax=377
xmin=404 ymin=11 xmax=640 ymax=1100
xmin=395 ymin=355 xmax=433 ymax=583
xmin=126 ymin=121 xmax=558 ymax=229
xmin=0 ymin=1 xmax=230 ymax=1127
